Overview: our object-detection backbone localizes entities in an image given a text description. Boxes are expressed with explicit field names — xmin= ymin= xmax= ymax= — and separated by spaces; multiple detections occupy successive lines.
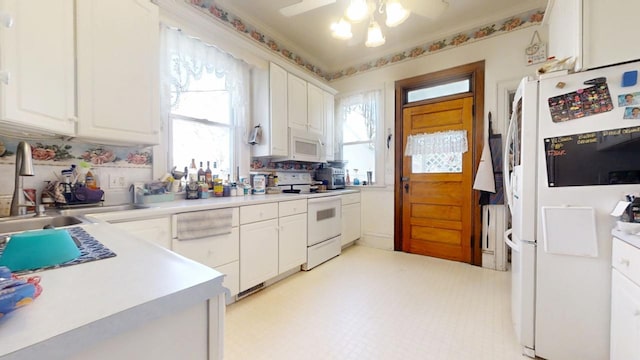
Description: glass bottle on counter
xmin=188 ymin=159 xmax=198 ymax=183
xmin=198 ymin=161 xmax=206 ymax=183
xmin=205 ymin=161 xmax=213 ymax=189
xmin=346 ymin=169 xmax=351 ymax=185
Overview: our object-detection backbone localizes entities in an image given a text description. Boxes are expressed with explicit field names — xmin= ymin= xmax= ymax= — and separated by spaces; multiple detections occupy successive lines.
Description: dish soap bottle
xmin=86 ymin=169 xmax=97 ymax=189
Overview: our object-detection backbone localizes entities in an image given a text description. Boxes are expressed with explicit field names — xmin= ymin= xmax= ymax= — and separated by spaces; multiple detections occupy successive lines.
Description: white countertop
xmin=88 ymin=189 xmax=358 ymax=222
xmin=0 ymin=222 xmax=224 ymax=359
xmin=612 ymin=229 xmax=640 ymax=249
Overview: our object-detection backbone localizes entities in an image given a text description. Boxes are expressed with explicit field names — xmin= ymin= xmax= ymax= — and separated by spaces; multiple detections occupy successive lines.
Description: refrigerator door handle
xmin=503 ymin=108 xmax=517 ymax=214
xmin=504 ymin=228 xmax=519 ymax=252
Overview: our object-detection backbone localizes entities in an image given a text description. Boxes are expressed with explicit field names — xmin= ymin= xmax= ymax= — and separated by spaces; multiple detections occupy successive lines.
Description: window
xmin=407 ymin=79 xmax=470 ymax=103
xmin=170 ymin=71 xmax=233 ymax=179
xmin=162 ymin=26 xmax=249 ymax=180
xmin=337 ymin=90 xmax=382 ymax=184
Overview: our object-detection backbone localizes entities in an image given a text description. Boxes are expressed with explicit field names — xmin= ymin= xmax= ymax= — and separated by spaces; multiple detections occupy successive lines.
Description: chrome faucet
xmin=10 ymin=141 xmax=35 ymax=216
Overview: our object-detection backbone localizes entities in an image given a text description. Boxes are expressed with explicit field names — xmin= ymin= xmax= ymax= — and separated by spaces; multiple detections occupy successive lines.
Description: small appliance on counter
xmin=315 ymin=167 xmax=345 ymax=190
xmin=275 ymin=171 xmax=314 ymax=193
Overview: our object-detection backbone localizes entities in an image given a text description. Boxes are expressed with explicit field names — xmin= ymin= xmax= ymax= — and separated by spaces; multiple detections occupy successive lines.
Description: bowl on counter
xmin=0 ymin=229 xmax=81 ymax=272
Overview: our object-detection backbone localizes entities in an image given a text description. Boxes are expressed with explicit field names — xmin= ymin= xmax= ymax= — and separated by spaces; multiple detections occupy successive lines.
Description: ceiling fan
xmin=279 ymin=0 xmax=337 ymax=17
xmin=279 ymin=0 xmax=448 ymax=19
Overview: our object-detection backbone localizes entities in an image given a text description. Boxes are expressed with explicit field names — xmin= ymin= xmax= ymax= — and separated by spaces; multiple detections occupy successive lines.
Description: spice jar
xmin=213 ymin=178 xmax=223 ymax=197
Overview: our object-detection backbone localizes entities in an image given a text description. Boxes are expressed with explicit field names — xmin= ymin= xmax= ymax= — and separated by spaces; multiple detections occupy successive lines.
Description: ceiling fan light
xmin=385 ymin=1 xmax=410 ymax=27
xmin=330 ymin=18 xmax=353 ymax=40
xmin=346 ymin=0 xmax=369 ymax=22
xmin=365 ymin=20 xmax=385 ymax=47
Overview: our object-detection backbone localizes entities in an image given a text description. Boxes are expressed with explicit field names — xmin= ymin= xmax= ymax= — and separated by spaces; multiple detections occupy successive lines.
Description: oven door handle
xmin=308 ymin=196 xmax=341 ymax=205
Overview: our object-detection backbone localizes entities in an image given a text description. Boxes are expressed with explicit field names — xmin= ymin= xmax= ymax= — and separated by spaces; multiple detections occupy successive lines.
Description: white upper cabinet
xmin=547 ymin=0 xmax=640 ymax=71
xmin=323 ymin=91 xmax=335 ymax=161
xmin=0 ymin=0 xmax=76 ymax=136
xmin=306 ymin=82 xmax=324 ymax=135
xmin=251 ymin=62 xmax=288 ymax=157
xmin=287 ymin=73 xmax=308 ymax=132
xmin=76 ymin=0 xmax=160 ymax=145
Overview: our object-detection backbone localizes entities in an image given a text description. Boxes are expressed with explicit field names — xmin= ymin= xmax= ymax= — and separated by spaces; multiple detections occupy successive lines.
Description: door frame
xmin=394 ymin=61 xmax=485 ymax=265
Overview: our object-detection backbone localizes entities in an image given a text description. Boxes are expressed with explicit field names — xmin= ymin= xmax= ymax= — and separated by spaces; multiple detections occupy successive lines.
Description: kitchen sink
xmin=0 ymin=215 xmax=91 ymax=235
xmin=57 ymin=204 xmax=151 ymax=216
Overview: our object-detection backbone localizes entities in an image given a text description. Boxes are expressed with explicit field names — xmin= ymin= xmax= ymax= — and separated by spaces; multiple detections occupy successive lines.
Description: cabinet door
xmin=610 ymin=269 xmax=640 ymax=360
xmin=287 ymin=73 xmax=308 ymax=131
xmin=111 ymin=217 xmax=171 ymax=249
xmin=76 ymin=0 xmax=160 ymax=145
xmin=240 ymin=219 xmax=278 ymax=291
xmin=215 ymin=261 xmax=239 ymax=298
xmin=306 ymin=83 xmax=324 ymax=135
xmin=323 ymin=91 xmax=335 ymax=161
xmin=583 ymin=0 xmax=640 ymax=69
xmin=0 ymin=0 xmax=75 ymax=136
xmin=279 ymin=213 xmax=307 ymax=274
xmin=269 ymin=63 xmax=288 ymax=156
xmin=341 ymin=203 xmax=361 ymax=246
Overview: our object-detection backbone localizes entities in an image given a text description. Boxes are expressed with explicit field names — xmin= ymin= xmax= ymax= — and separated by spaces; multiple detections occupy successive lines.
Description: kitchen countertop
xmin=0 ymin=222 xmax=224 ymax=359
xmin=86 ymin=189 xmax=358 ymax=222
xmin=612 ymin=229 xmax=640 ymax=249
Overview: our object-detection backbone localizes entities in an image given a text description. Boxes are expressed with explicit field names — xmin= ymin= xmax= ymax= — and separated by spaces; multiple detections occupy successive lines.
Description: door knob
xmin=0 ymin=13 xmax=13 ymax=28
xmin=404 ymin=183 xmax=409 ymax=193
xmin=0 ymin=71 xmax=9 ymax=85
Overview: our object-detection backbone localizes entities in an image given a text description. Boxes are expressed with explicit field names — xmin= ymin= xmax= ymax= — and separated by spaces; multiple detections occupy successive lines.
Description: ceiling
xmin=212 ymin=0 xmax=547 ymax=73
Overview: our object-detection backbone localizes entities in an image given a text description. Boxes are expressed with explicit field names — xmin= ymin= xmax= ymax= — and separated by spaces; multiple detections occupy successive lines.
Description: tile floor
xmin=225 ymin=244 xmax=529 ymax=360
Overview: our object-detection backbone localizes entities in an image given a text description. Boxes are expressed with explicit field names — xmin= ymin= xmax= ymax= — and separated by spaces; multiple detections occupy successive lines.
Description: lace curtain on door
xmin=405 ymin=130 xmax=468 ymax=173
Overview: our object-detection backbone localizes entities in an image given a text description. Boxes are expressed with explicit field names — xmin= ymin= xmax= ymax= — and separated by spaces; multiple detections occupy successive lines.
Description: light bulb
xmin=346 ymin=0 xmax=369 ymax=22
xmin=330 ymin=18 xmax=353 ymax=40
xmin=385 ymin=0 xmax=410 ymax=27
xmin=365 ymin=20 xmax=385 ymax=47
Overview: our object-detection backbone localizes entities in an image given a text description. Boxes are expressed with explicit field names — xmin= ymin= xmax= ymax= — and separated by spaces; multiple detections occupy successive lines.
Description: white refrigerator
xmin=504 ymin=60 xmax=640 ymax=360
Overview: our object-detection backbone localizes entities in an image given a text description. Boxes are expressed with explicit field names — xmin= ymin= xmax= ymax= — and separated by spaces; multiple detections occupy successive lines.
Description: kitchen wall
xmin=0 ymin=136 xmax=153 ymax=209
xmin=331 ymin=25 xmax=548 ymax=250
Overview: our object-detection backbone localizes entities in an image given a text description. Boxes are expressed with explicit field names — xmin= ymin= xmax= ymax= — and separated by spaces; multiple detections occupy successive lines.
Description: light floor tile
xmin=225 ymin=244 xmax=529 ymax=360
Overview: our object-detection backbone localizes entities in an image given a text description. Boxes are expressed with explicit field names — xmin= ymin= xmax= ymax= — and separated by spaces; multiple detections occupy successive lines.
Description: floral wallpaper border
xmin=187 ymin=0 xmax=544 ymax=82
xmin=0 ymin=137 xmax=153 ymax=168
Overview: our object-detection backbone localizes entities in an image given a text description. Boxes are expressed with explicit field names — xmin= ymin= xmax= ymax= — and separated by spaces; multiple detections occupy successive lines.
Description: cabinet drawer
xmin=279 ymin=199 xmax=307 ymax=217
xmin=171 ymin=207 xmax=239 ymax=239
xmin=341 ymin=193 xmax=361 ymax=205
xmin=240 ymin=203 xmax=278 ymax=224
xmin=172 ymin=228 xmax=239 ymax=268
xmin=110 ymin=216 xmax=171 ymax=249
xmin=216 ymin=261 xmax=239 ymax=298
xmin=613 ymin=238 xmax=640 ymax=286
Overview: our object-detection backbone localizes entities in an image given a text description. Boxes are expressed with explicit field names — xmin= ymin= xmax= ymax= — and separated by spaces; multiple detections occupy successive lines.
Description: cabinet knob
xmin=620 ymin=258 xmax=631 ymax=267
xmin=0 ymin=13 xmax=13 ymax=28
xmin=0 ymin=71 xmax=9 ymax=85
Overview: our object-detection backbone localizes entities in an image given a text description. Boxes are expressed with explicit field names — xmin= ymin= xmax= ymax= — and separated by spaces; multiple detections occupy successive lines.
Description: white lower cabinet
xmin=611 ymin=237 xmax=640 ymax=360
xmin=107 ymin=216 xmax=171 ymax=249
xmin=239 ymin=218 xmax=278 ymax=292
xmin=278 ymin=200 xmax=307 ymax=274
xmin=171 ymin=208 xmax=240 ymax=298
xmin=341 ymin=193 xmax=361 ymax=246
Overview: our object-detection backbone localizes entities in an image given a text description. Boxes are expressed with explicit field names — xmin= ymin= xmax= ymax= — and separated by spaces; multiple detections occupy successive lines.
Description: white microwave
xmin=289 ymin=128 xmax=323 ymax=162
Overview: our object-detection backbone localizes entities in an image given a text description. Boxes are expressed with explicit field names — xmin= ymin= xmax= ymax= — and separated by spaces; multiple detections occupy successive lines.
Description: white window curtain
xmin=336 ymin=89 xmax=381 ymax=156
xmin=160 ymin=25 xmax=250 ymax=132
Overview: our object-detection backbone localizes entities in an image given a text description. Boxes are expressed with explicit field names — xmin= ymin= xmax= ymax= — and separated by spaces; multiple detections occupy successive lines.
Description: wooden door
xmin=401 ymin=97 xmax=474 ymax=262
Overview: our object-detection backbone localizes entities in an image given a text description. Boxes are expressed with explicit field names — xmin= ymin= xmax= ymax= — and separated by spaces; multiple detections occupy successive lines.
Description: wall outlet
xmin=109 ymin=175 xmax=127 ymax=189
